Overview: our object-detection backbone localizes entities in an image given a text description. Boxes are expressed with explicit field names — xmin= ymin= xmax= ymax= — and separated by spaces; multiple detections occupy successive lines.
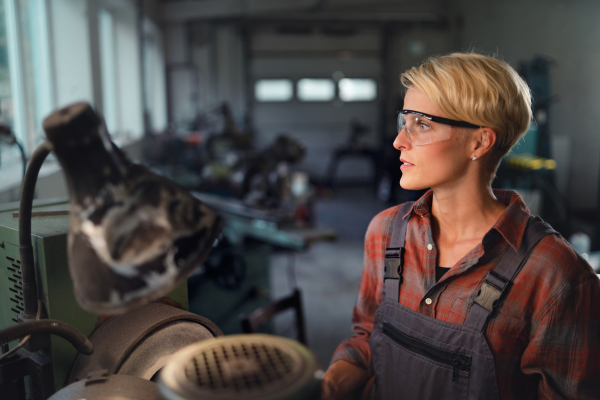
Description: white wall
xmin=457 ymin=0 xmax=600 ymax=211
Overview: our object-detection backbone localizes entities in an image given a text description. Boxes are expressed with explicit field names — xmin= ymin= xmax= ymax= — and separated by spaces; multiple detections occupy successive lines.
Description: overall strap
xmin=383 ymin=202 xmax=414 ymax=302
xmin=464 ymin=216 xmax=558 ymax=332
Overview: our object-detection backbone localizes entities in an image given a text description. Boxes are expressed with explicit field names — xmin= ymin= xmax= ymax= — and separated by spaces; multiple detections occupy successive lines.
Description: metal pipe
xmin=18 ymin=140 xmax=53 ymax=318
xmin=0 ymin=299 xmax=41 ymax=361
xmin=0 ymin=319 xmax=93 ymax=356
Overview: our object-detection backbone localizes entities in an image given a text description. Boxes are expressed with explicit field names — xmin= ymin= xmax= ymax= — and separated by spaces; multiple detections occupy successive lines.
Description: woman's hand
xmin=321 ymin=360 xmax=370 ymax=400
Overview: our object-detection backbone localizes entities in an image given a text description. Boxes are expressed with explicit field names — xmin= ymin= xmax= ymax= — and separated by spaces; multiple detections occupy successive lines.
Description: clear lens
xmin=397 ymin=112 xmax=452 ymax=146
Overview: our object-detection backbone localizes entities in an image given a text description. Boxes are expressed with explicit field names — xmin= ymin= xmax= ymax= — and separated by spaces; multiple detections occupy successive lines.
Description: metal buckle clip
xmin=473 ymin=271 xmax=509 ymax=312
xmin=384 ymin=247 xmax=404 ymax=280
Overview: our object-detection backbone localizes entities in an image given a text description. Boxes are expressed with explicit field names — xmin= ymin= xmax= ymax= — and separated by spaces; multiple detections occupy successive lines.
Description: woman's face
xmin=394 ymin=88 xmax=473 ymax=191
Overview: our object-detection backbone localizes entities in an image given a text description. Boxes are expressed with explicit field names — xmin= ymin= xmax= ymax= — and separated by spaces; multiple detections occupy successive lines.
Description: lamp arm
xmin=18 ymin=140 xmax=53 ymax=318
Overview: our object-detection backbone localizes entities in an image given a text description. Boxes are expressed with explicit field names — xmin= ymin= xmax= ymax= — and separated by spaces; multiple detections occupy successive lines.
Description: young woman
xmin=322 ymin=53 xmax=600 ymax=400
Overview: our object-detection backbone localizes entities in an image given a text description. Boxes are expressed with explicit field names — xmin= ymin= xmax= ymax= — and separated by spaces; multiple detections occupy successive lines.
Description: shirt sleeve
xmin=329 ymin=207 xmax=396 ymax=375
xmin=521 ymin=270 xmax=600 ymax=399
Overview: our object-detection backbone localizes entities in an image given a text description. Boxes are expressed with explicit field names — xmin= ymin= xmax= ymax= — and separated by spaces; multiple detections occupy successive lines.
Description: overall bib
xmin=370 ymin=202 xmax=556 ymax=400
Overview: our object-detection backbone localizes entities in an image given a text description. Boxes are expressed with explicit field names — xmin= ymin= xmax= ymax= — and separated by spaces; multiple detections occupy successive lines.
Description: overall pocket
xmin=380 ymin=321 xmax=471 ymax=400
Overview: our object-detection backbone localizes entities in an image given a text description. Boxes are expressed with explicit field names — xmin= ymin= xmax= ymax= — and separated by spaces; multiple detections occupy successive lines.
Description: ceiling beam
xmin=161 ymin=0 xmax=315 ymax=23
xmin=160 ymin=0 xmax=443 ymax=24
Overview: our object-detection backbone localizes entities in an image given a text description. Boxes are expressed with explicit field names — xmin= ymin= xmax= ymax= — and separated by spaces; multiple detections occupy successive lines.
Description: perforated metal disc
xmin=159 ymin=334 xmax=322 ymax=400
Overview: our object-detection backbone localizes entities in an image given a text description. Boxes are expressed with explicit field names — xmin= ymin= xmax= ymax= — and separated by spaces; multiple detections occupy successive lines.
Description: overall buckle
xmin=384 ymin=247 xmax=404 ymax=280
xmin=473 ymin=271 xmax=509 ymax=312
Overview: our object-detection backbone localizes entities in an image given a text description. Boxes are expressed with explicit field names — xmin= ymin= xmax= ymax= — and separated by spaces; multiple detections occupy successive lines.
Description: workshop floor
xmin=270 ymin=186 xmax=389 ymax=368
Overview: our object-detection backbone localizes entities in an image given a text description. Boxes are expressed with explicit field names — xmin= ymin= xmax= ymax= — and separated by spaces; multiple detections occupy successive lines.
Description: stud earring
xmin=472 ymin=155 xmax=477 ymax=161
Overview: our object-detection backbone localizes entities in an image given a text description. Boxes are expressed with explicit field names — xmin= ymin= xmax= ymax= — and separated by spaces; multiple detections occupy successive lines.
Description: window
xmin=339 ymin=78 xmax=377 ymax=102
xmin=2 ymin=0 xmax=52 ymax=153
xmin=0 ymin=0 xmax=18 ymax=175
xmin=0 ymin=0 xmax=164 ymax=195
xmin=297 ymin=78 xmax=335 ymax=102
xmin=255 ymin=79 xmax=293 ymax=102
xmin=0 ymin=1 xmax=14 ymax=130
xmin=0 ymin=0 xmax=55 ymax=192
xmin=97 ymin=1 xmax=144 ymax=140
xmin=99 ymin=8 xmax=118 ymax=134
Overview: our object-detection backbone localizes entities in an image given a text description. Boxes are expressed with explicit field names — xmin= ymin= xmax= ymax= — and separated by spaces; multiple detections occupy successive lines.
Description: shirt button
xmin=427 ymin=243 xmax=433 ymax=251
xmin=425 ymin=298 xmax=432 ymax=305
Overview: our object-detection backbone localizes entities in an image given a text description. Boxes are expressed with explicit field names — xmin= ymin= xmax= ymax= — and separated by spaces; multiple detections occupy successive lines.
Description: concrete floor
xmin=270 ymin=186 xmax=389 ymax=368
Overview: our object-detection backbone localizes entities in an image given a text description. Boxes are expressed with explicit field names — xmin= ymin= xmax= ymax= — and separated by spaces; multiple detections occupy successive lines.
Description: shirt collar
xmin=490 ymin=189 xmax=531 ymax=250
xmin=404 ymin=189 xmax=531 ymax=251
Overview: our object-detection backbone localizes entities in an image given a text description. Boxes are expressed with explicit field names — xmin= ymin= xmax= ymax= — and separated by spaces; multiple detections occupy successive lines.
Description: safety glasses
xmin=397 ymin=110 xmax=480 ymax=146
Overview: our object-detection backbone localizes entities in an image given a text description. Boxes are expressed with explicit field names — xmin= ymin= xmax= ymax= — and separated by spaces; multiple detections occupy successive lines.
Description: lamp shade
xmin=43 ymin=102 xmax=222 ymax=314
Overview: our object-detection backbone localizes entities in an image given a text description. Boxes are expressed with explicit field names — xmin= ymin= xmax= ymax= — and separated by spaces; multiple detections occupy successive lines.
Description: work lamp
xmin=37 ymin=102 xmax=222 ymax=314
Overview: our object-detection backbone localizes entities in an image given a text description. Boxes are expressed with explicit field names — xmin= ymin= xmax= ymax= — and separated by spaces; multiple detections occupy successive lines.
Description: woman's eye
xmin=418 ymin=123 xmax=430 ymax=131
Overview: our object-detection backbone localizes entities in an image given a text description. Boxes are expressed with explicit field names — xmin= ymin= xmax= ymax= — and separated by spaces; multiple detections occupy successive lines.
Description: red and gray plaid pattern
xmin=331 ymin=190 xmax=600 ymax=399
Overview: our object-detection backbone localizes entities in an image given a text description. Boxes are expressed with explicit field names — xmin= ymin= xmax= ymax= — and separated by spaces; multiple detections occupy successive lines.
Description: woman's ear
xmin=474 ymin=128 xmax=497 ymax=157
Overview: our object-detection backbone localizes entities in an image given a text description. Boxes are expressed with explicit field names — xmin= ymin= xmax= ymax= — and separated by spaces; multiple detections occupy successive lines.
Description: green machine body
xmin=0 ymin=197 xmax=188 ymax=392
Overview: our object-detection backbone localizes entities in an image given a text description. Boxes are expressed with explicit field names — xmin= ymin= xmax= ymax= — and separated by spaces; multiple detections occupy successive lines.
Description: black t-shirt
xmin=435 ymin=266 xmax=450 ymax=282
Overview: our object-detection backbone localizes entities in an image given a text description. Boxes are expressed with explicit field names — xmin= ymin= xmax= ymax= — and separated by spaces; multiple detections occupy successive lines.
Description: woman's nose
xmin=393 ymin=129 xmax=410 ymax=150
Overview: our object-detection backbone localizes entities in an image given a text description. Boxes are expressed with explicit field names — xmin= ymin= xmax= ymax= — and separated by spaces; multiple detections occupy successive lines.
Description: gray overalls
xmin=370 ymin=202 xmax=556 ymax=399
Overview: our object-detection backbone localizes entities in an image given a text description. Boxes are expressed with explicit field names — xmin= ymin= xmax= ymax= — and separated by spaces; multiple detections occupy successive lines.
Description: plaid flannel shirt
xmin=331 ymin=190 xmax=600 ymax=399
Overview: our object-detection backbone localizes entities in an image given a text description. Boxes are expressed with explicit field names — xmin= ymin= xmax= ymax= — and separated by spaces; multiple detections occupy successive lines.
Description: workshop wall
xmin=250 ymin=26 xmax=381 ymax=182
xmin=456 ymin=0 xmax=600 ymax=212
xmin=383 ymin=27 xmax=456 ymax=141
xmin=164 ymin=18 xmax=455 ymax=183
xmin=215 ymin=24 xmax=246 ymax=119
xmin=165 ymin=22 xmax=246 ymax=128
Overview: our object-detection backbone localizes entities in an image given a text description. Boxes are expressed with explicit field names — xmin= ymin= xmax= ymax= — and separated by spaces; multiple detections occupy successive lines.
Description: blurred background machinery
xmin=0 ymin=194 xmax=329 ymax=399
xmin=0 ymin=103 xmax=331 ymax=400
xmin=493 ymin=57 xmax=567 ymax=235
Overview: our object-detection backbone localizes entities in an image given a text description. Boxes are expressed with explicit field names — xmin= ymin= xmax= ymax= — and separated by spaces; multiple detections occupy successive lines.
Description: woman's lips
xmin=400 ymin=158 xmax=414 ymax=170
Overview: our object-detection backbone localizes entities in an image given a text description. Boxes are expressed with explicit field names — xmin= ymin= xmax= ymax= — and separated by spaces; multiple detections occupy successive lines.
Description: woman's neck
xmin=430 ymin=182 xmax=507 ymax=243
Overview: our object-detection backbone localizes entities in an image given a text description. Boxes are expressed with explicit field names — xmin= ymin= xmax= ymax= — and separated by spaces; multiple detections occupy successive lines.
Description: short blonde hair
xmin=400 ymin=52 xmax=532 ymax=173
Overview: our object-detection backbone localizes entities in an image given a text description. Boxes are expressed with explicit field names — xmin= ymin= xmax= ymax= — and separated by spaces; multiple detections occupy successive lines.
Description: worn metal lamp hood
xmin=43 ymin=102 xmax=222 ymax=314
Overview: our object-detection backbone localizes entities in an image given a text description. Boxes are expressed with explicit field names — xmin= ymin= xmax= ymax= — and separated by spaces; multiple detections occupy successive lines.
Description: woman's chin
xmin=400 ymin=176 xmax=426 ymax=191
